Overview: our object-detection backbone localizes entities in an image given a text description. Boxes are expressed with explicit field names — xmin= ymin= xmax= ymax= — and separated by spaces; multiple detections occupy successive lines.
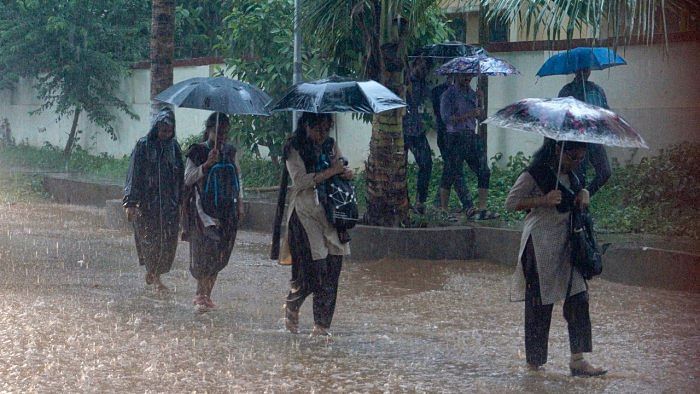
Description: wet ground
xmin=0 ymin=202 xmax=698 ymax=392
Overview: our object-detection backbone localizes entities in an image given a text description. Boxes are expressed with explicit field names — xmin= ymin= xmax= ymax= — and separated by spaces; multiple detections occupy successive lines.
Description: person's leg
xmin=412 ymin=135 xmax=433 ymax=210
xmin=464 ymin=136 xmax=493 ymax=214
xmin=152 ymin=226 xmax=179 ymax=292
xmin=522 ymin=238 xmax=553 ymax=367
xmin=564 ymin=291 xmax=606 ymax=376
xmin=451 ymin=134 xmax=473 ymax=212
xmin=440 ymin=133 xmax=471 ymax=211
xmin=284 ymin=211 xmax=314 ymax=333
xmin=433 ymin=126 xmax=450 ymax=207
xmin=312 ymin=255 xmax=343 ymax=333
xmin=203 ymin=274 xmax=218 ymax=307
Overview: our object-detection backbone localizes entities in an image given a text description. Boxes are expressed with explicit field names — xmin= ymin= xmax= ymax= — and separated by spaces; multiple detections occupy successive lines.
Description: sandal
xmin=474 ymin=209 xmax=500 ymax=221
xmin=464 ymin=207 xmax=478 ymax=219
xmin=570 ymin=359 xmax=607 ymax=377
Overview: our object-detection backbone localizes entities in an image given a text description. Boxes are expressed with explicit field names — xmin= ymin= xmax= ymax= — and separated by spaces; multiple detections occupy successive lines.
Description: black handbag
xmin=318 ymin=174 xmax=359 ymax=232
xmin=570 ymin=207 xmax=603 ymax=280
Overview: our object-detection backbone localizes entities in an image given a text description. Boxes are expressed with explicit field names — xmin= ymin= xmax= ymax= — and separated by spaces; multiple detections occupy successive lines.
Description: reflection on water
xmin=0 ymin=202 xmax=698 ymax=392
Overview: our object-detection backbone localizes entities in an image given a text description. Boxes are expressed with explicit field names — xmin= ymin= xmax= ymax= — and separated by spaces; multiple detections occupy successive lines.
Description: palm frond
xmin=483 ymin=0 xmax=700 ymax=48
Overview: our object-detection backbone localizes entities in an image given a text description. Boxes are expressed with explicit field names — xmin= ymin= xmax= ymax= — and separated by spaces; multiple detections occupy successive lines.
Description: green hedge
xmin=1 ymin=142 xmax=698 ymax=238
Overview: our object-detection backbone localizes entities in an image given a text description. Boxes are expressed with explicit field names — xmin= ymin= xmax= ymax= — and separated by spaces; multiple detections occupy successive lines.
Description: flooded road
xmin=0 ymin=202 xmax=698 ymax=392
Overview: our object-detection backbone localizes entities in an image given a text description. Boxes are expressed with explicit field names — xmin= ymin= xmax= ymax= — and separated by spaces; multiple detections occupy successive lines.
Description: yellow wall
xmin=1 ymin=41 xmax=698 ymax=168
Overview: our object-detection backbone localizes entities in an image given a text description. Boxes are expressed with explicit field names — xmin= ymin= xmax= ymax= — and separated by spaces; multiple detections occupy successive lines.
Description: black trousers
xmin=286 ymin=211 xmax=343 ymax=329
xmin=404 ymin=134 xmax=433 ymax=204
xmin=522 ymin=238 xmax=592 ymax=366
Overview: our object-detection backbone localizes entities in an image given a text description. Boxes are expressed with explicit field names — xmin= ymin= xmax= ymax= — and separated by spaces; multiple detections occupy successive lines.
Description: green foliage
xmin=217 ymin=0 xmax=317 ymax=160
xmin=0 ymin=172 xmax=49 ymax=204
xmin=174 ymin=0 xmax=233 ymax=58
xmin=0 ymin=142 xmax=130 ymax=182
xmin=301 ymin=0 xmax=453 ymax=81
xmin=482 ymin=0 xmax=698 ymax=47
xmin=0 ymin=0 xmax=145 ymax=149
xmin=592 ymin=143 xmax=700 ymax=238
xmin=356 ymin=144 xmax=700 ymax=238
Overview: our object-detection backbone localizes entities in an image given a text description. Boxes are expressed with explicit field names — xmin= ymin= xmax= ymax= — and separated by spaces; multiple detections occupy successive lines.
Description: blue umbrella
xmin=536 ymin=47 xmax=626 ymax=77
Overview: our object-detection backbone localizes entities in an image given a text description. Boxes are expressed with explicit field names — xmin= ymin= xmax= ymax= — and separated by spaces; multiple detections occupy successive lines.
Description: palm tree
xmin=150 ymin=0 xmax=175 ymax=117
xmin=303 ymin=0 xmax=450 ymax=226
xmin=481 ymin=0 xmax=699 ymax=46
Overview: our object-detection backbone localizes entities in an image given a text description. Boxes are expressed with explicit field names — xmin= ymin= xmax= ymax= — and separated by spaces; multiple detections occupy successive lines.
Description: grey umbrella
xmin=268 ymin=75 xmax=406 ymax=114
xmin=155 ymin=76 xmax=272 ymax=116
xmin=155 ymin=76 xmax=271 ymax=150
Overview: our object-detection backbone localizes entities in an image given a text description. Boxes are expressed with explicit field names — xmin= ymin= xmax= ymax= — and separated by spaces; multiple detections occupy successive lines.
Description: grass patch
xmin=0 ymin=172 xmax=50 ymax=204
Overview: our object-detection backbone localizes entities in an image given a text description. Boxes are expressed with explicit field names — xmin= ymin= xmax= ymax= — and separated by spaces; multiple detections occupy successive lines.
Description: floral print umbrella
xmin=483 ymin=97 xmax=648 ymax=148
xmin=435 ymin=55 xmax=520 ymax=76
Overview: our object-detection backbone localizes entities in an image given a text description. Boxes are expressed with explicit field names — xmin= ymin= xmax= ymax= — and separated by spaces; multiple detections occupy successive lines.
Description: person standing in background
xmin=558 ymin=68 xmax=612 ymax=196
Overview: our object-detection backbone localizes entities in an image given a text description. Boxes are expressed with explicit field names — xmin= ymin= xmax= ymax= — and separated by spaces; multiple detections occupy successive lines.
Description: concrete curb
xmin=46 ymin=175 xmax=698 ymax=293
xmin=349 ymin=225 xmax=476 ymax=261
xmin=43 ymin=175 xmax=122 ymax=207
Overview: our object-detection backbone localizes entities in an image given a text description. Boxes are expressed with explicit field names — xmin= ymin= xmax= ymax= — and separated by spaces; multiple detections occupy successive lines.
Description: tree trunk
xmin=63 ymin=108 xmax=81 ymax=158
xmin=150 ymin=0 xmax=175 ymax=119
xmin=363 ymin=4 xmax=409 ymax=227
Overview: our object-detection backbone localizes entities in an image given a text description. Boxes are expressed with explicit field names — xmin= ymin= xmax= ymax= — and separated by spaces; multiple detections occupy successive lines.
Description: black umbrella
xmin=410 ymin=41 xmax=487 ymax=60
xmin=154 ymin=76 xmax=272 ymax=116
xmin=269 ymin=75 xmax=406 ymax=114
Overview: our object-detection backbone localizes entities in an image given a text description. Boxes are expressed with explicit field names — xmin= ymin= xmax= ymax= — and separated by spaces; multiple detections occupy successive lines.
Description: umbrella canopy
xmin=410 ymin=41 xmax=487 ymax=59
xmin=269 ymin=75 xmax=406 ymax=114
xmin=536 ymin=47 xmax=627 ymax=77
xmin=483 ymin=97 xmax=648 ymax=148
xmin=154 ymin=77 xmax=272 ymax=116
xmin=435 ymin=55 xmax=520 ymax=76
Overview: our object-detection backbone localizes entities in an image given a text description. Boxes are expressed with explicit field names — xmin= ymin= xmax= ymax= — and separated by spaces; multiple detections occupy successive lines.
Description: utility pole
xmin=293 ymin=0 xmax=302 ymax=129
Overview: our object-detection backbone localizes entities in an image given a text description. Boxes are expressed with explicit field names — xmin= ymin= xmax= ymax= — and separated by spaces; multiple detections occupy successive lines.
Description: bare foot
xmin=152 ymin=275 xmax=169 ymax=292
xmin=145 ymin=272 xmax=154 ymax=285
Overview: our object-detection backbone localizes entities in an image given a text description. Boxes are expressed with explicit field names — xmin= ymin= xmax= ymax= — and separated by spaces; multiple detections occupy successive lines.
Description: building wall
xmin=487 ymin=40 xmax=700 ymax=165
xmin=1 ymin=41 xmax=698 ymax=170
xmin=0 ymin=65 xmax=218 ymax=158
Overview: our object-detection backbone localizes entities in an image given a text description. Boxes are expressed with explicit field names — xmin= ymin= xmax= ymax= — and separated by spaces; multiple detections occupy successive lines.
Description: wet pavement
xmin=0 ymin=202 xmax=698 ymax=392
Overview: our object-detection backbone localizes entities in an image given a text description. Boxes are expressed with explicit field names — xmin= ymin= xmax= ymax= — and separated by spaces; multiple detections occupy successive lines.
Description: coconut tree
xmin=302 ymin=0 xmax=451 ymax=226
xmin=481 ymin=0 xmax=700 ymax=46
xmin=150 ymin=0 xmax=176 ymax=117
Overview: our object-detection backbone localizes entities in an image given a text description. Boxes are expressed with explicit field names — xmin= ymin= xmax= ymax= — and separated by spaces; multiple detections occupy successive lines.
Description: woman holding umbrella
xmin=123 ymin=107 xmax=184 ymax=292
xmin=184 ymin=112 xmax=244 ymax=311
xmin=505 ymin=138 xmax=606 ymax=376
xmin=279 ymin=112 xmax=352 ymax=337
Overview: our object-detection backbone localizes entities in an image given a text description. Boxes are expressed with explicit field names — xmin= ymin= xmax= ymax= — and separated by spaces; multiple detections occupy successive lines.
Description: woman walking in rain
xmin=505 ymin=138 xmax=606 ymax=376
xmin=278 ymin=112 xmax=352 ymax=337
xmin=183 ymin=113 xmax=244 ymax=312
xmin=123 ymin=107 xmax=184 ymax=292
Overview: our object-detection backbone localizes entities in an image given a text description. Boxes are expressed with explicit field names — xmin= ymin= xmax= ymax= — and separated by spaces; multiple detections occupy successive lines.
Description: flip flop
xmin=474 ymin=209 xmax=500 ymax=220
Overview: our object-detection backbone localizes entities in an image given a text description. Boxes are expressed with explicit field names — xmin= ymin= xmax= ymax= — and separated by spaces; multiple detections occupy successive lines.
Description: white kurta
xmin=279 ymin=144 xmax=350 ymax=264
xmin=505 ymin=171 xmax=586 ymax=305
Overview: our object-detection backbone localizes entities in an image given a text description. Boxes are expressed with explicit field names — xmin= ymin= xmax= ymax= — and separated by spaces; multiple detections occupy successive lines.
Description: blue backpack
xmin=200 ymin=147 xmax=240 ymax=222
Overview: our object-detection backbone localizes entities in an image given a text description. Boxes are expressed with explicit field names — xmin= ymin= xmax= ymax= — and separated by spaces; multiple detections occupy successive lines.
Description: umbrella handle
xmin=213 ymin=112 xmax=222 ymax=162
xmin=555 ymin=140 xmax=565 ymax=190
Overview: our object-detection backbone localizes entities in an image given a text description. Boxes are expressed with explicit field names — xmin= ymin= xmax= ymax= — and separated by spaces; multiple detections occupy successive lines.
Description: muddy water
xmin=0 ymin=202 xmax=698 ymax=392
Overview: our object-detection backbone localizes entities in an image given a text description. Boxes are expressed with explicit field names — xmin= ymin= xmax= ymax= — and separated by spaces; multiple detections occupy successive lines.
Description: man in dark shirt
xmin=558 ymin=68 xmax=612 ymax=196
